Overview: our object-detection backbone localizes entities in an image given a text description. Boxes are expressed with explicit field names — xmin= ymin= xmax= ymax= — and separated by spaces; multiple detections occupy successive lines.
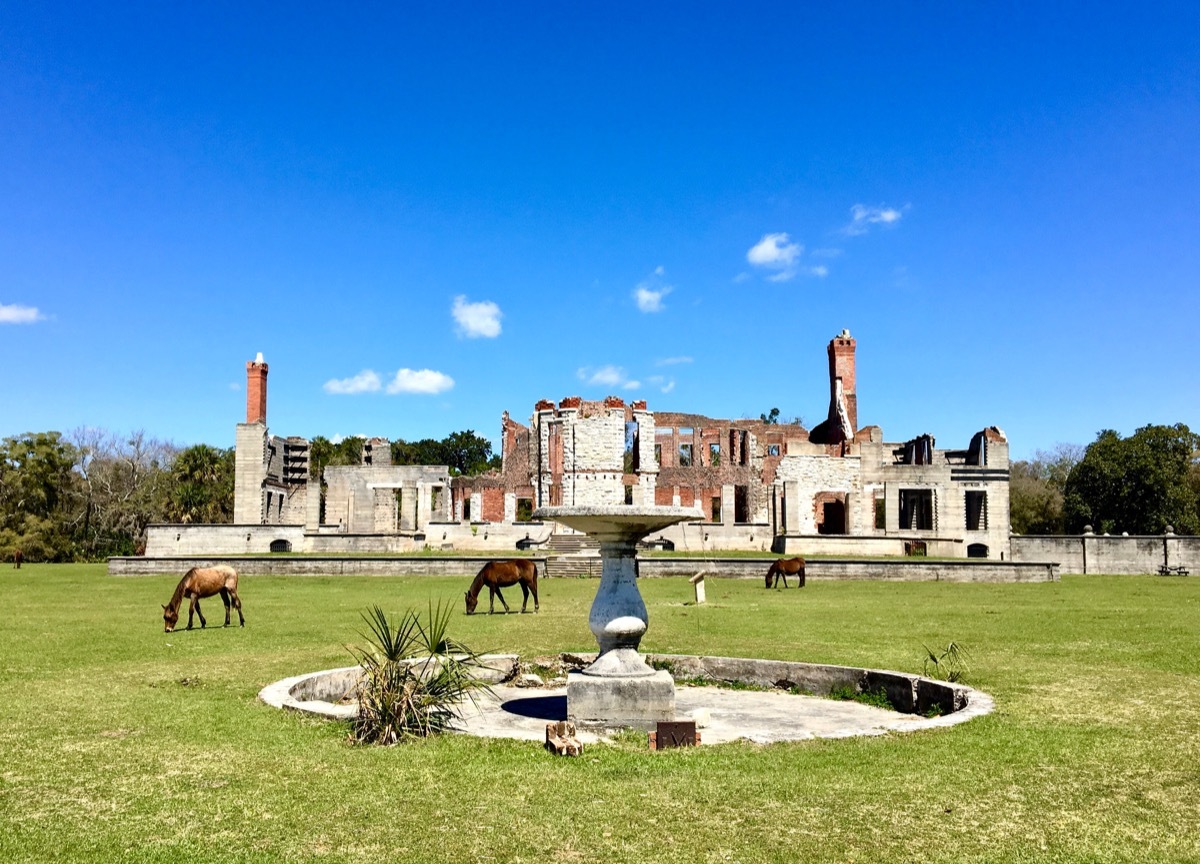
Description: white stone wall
xmin=775 ymin=455 xmax=864 ymax=534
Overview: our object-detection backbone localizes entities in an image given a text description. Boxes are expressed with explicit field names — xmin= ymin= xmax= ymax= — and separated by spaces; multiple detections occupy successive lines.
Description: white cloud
xmin=747 ymin=233 xmax=802 ymax=267
xmin=647 ymin=374 xmax=677 ymax=394
xmin=655 ymin=356 xmax=693 ymax=366
xmin=844 ymin=204 xmax=904 ymax=236
xmin=746 ymin=233 xmax=803 ymax=281
xmin=451 ymin=295 xmax=502 ymax=338
xmin=809 ymin=265 xmax=829 ymax=278
xmin=634 ymin=284 xmax=671 ymax=312
xmin=633 ymin=267 xmax=673 ymax=313
xmin=386 ymin=368 xmax=455 ymax=394
xmin=0 ymin=303 xmax=45 ymax=324
xmin=324 ymin=370 xmax=382 ymax=394
xmin=580 ymin=365 xmax=626 ymax=387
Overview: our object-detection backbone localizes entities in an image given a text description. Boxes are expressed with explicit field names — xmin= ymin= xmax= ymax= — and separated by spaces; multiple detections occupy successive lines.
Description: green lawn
xmin=1 ymin=565 xmax=1197 ymax=863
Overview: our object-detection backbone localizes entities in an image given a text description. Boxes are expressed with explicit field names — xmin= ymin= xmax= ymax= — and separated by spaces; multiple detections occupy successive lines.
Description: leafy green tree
xmin=166 ymin=444 xmax=235 ymax=524
xmin=391 ymin=430 xmax=496 ymax=476
xmin=1063 ymin=424 xmax=1200 ymax=534
xmin=760 ymin=407 xmax=780 ymax=425
xmin=0 ymin=431 xmax=81 ymax=561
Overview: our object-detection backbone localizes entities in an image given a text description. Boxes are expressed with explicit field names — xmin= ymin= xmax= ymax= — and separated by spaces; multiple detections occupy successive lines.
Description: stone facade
xmin=454 ymin=329 xmax=1012 ymax=559
xmin=204 ymin=333 xmax=1014 ymax=559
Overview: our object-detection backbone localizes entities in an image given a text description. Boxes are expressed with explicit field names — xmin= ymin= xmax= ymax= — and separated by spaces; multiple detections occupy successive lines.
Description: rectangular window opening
xmin=965 ymin=491 xmax=988 ymax=530
xmin=898 ymin=489 xmax=935 ymax=531
xmin=709 ymin=442 xmax=721 ymax=466
xmin=679 ymin=443 xmax=693 ymax=467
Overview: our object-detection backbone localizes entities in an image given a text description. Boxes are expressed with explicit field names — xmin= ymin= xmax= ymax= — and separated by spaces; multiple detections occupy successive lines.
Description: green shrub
xmin=348 ymin=602 xmax=491 ymax=745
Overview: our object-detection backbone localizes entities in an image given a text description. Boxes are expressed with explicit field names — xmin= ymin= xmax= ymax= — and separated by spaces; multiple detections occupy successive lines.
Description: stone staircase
xmin=542 ymin=532 xmax=602 ymax=578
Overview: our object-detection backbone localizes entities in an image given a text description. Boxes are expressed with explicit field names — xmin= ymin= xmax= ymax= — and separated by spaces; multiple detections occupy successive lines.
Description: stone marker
xmin=690 ymin=572 xmax=706 ymax=604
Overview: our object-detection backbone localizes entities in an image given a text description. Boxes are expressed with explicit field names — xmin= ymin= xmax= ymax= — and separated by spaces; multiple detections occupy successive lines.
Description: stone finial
xmin=1082 ymin=524 xmax=1094 ymax=535
xmin=1165 ymin=525 xmax=1176 ymax=535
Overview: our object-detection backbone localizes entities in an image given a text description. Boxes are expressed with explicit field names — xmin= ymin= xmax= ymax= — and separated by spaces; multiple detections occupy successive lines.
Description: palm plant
xmin=922 ymin=641 xmax=970 ymax=683
xmin=348 ymin=602 xmax=491 ymax=744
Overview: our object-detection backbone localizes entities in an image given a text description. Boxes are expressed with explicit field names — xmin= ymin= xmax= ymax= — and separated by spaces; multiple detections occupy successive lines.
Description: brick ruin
xmin=225 ymin=329 xmax=1011 ymax=558
xmin=452 ymin=329 xmax=1011 ymax=558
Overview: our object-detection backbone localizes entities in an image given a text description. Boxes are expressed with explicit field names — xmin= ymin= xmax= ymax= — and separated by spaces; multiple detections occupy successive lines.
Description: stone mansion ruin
xmin=145 ymin=331 xmax=1015 ymax=560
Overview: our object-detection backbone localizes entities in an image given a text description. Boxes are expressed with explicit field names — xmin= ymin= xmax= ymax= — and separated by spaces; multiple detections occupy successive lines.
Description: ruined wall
xmin=1011 ymin=532 xmax=1200 ymax=574
xmin=531 ymin=397 xmax=627 ymax=507
xmin=324 ymin=464 xmax=451 ymax=533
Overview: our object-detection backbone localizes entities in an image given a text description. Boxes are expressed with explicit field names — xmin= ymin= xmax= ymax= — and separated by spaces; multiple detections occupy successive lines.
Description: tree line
xmin=1010 ymin=423 xmax=1200 ymax=536
xmin=0 ymin=429 xmax=498 ymax=563
xmin=4 ymin=422 xmax=1196 ymax=561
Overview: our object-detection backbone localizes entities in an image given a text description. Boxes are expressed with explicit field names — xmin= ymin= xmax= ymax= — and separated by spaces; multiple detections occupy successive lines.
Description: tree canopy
xmin=1063 ymin=424 xmax=1200 ymax=535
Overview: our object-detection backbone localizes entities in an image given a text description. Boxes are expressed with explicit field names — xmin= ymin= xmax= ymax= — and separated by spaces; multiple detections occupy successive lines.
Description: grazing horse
xmin=12 ymin=549 xmax=21 ymax=569
xmin=766 ymin=557 xmax=806 ymax=589
xmin=465 ymin=559 xmax=539 ymax=614
xmin=162 ymin=565 xmax=244 ymax=632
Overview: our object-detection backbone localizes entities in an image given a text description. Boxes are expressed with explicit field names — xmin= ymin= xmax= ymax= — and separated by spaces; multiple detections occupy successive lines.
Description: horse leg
xmin=188 ymin=597 xmax=206 ymax=630
xmin=488 ymin=586 xmax=497 ymax=614
xmin=519 ymin=583 xmax=530 ymax=613
xmin=494 ymin=586 xmax=511 ymax=613
xmin=220 ymin=588 xmax=232 ymax=627
xmin=230 ymin=588 xmax=245 ymax=626
xmin=531 ymin=579 xmax=539 ymax=612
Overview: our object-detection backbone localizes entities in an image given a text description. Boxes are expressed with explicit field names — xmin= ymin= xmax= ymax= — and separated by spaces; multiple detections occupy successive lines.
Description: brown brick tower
xmin=246 ymin=353 xmax=268 ymax=424
xmin=828 ymin=330 xmax=857 ymax=434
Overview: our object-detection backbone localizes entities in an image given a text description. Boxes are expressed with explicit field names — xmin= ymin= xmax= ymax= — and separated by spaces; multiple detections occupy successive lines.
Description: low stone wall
xmin=639 ymin=557 xmax=1058 ymax=583
xmin=109 ymin=556 xmax=547 ymax=577
xmin=645 ymin=653 xmax=976 ymax=718
xmin=1010 ymin=532 xmax=1200 ymax=574
xmin=110 ymin=554 xmax=1055 ymax=582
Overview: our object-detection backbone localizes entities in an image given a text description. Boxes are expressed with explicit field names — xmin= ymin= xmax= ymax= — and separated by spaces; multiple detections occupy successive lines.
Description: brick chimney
xmin=828 ymin=330 xmax=857 ymax=433
xmin=246 ymin=353 xmax=268 ymax=424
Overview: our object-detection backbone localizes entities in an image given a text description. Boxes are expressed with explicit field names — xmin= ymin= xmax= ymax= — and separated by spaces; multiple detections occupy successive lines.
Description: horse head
xmin=163 ymin=604 xmax=178 ymax=632
xmin=464 ymin=591 xmax=478 ymax=615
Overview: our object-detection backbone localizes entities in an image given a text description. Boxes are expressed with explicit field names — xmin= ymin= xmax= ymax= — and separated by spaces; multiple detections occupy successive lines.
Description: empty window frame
xmin=898 ymin=489 xmax=935 ymax=531
xmin=709 ymin=442 xmax=721 ymax=466
xmin=874 ymin=493 xmax=886 ymax=529
xmin=710 ymin=495 xmax=721 ymax=522
xmin=965 ymin=491 xmax=988 ymax=530
xmin=678 ymin=443 xmax=694 ymax=467
xmin=766 ymin=444 xmax=781 ymax=457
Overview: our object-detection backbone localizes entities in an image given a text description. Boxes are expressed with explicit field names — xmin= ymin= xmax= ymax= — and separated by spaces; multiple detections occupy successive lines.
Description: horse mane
xmin=166 ymin=570 xmax=193 ymax=612
xmin=466 ymin=567 xmax=488 ymax=600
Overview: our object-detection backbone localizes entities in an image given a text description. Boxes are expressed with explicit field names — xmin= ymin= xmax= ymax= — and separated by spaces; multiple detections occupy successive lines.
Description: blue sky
xmin=2 ymin=3 xmax=1198 ymax=460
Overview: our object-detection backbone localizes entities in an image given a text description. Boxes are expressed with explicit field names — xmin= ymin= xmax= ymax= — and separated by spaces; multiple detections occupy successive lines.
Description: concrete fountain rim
xmin=258 ymin=652 xmax=994 ymax=745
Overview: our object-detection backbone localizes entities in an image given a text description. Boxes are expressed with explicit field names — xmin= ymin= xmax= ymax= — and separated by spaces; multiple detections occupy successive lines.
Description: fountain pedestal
xmin=535 ymin=505 xmax=702 ymax=729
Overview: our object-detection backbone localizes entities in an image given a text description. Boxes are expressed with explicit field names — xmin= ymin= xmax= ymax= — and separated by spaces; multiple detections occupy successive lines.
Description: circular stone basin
xmin=259 ymin=653 xmax=993 ymax=745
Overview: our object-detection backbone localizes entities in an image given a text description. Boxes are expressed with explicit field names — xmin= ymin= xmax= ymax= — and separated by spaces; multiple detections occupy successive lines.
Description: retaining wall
xmin=1010 ymin=532 xmax=1199 ymax=574
xmin=109 ymin=555 xmax=1056 ymax=582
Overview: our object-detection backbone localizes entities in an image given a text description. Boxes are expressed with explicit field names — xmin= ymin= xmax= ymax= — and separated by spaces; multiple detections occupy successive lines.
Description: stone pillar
xmin=783 ymin=481 xmax=802 ymax=534
xmin=720 ymin=484 xmax=735 ymax=525
xmin=399 ymin=486 xmax=417 ymax=531
xmin=416 ymin=484 xmax=432 ymax=530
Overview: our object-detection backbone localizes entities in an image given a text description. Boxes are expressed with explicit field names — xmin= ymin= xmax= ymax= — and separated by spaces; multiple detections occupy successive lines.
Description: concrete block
xmin=567 ymin=669 xmax=676 ymax=730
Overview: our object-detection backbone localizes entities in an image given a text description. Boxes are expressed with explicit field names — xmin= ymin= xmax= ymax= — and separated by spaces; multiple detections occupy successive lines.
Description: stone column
xmin=399 ymin=487 xmax=417 ymax=531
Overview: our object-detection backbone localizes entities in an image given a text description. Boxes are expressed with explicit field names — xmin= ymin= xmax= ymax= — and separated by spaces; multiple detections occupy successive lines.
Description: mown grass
xmin=1 ymin=564 xmax=1197 ymax=863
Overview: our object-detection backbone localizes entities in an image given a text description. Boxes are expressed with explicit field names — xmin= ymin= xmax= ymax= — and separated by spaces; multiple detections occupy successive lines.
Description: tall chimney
xmin=246 ymin=353 xmax=268 ymax=425
xmin=828 ymin=330 xmax=857 ymax=434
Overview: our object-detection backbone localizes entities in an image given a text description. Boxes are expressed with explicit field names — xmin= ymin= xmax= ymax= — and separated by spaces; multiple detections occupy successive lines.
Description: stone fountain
xmin=534 ymin=505 xmax=702 ymax=729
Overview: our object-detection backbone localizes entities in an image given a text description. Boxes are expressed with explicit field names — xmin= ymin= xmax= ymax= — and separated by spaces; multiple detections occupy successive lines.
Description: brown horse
xmin=766 ymin=557 xmax=806 ymax=588
xmin=163 ymin=565 xmax=245 ymax=632
xmin=465 ymin=559 xmax=539 ymax=614
xmin=12 ymin=549 xmax=21 ymax=569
